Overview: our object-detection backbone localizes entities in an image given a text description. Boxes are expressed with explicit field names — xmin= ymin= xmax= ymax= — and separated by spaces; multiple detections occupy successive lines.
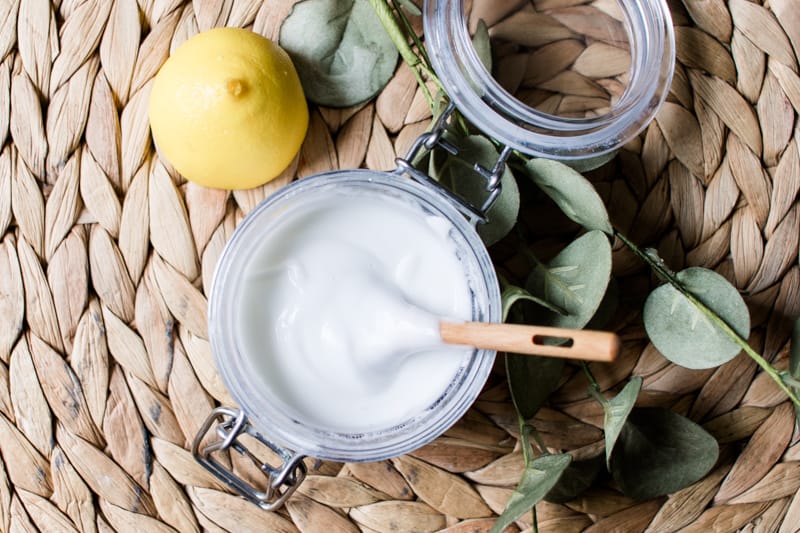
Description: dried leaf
xmin=57 ymin=424 xmax=154 ymax=515
xmin=49 ymin=0 xmax=111 ymax=93
xmin=393 ymin=455 xmax=491 ymax=518
xmin=29 ymin=335 xmax=103 ymax=446
xmin=17 ymin=488 xmax=78 ymax=533
xmin=118 ymin=161 xmax=150 ymax=282
xmin=85 ymin=71 xmax=121 ymax=189
xmin=9 ymin=339 xmax=53 ymax=458
xmin=689 ymin=71 xmax=762 ymax=156
xmin=45 ymin=57 xmax=98 ymax=177
xmin=346 ymin=461 xmax=413 ymax=500
xmin=349 ymin=501 xmax=445 ymax=533
xmin=152 ymin=254 xmax=208 ymax=339
xmin=18 ymin=237 xmax=63 ymax=351
xmin=286 ymin=494 xmax=359 ymax=533
xmin=715 ymin=402 xmax=794 ymax=503
xmin=50 ymin=446 xmax=96 ymax=533
xmin=99 ymin=0 xmax=139 ymax=105
xmin=149 ymin=161 xmax=198 ymax=280
xmin=149 ymin=461 xmax=199 ymax=532
xmin=299 ymin=475 xmax=386 ymax=508
xmin=187 ymin=486 xmax=299 ymax=533
xmin=729 ymin=0 xmax=797 ymax=70
xmin=80 ymin=149 xmax=122 ymax=238
xmin=44 ymin=151 xmax=82 ymax=260
xmin=0 ymin=413 xmax=52 ymax=497
xmin=120 ymin=81 xmax=154 ymax=190
xmin=150 ymin=437 xmax=227 ymax=491
xmin=0 ymin=236 xmax=24 ymax=361
xmin=89 ymin=225 xmax=136 ymax=323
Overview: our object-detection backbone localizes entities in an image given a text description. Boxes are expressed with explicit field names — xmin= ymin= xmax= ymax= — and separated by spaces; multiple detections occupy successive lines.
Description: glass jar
xmin=424 ymin=0 xmax=675 ymax=160
xmin=194 ymin=0 xmax=675 ymax=510
xmin=194 ymin=151 xmax=504 ymax=509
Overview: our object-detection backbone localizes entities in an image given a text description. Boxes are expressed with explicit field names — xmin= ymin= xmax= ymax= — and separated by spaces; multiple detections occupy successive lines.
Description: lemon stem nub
xmin=226 ymin=78 xmax=246 ymax=97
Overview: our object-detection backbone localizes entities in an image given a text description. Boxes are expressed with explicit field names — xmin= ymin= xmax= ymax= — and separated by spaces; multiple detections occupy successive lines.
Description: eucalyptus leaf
xmin=489 ymin=454 xmax=572 ymax=533
xmin=544 ymin=453 xmax=605 ymax=503
xmin=395 ymin=0 xmax=421 ymax=16
xmin=643 ymin=267 xmax=750 ymax=370
xmin=433 ymin=135 xmax=520 ymax=246
xmin=599 ymin=376 xmax=642 ymax=469
xmin=279 ymin=0 xmax=398 ymax=107
xmin=502 ymin=284 xmax=564 ymax=321
xmin=525 ymin=230 xmax=613 ymax=330
xmin=507 ymin=354 xmax=565 ymax=419
xmin=790 ymin=319 xmax=800 ymax=426
xmin=586 ymin=277 xmax=619 ymax=330
xmin=610 ymin=408 xmax=719 ymax=500
xmin=472 ymin=19 xmax=492 ymax=73
xmin=523 ymin=158 xmax=613 ymax=235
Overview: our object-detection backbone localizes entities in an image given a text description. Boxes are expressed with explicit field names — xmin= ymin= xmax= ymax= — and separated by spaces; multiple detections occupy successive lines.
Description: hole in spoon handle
xmin=440 ymin=322 xmax=620 ymax=362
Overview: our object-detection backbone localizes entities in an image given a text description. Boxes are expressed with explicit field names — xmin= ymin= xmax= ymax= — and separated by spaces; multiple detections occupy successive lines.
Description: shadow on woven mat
xmin=0 ymin=0 xmax=798 ymax=532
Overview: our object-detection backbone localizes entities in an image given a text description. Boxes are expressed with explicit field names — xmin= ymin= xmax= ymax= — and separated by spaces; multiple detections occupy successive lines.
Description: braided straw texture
xmin=0 ymin=0 xmax=798 ymax=531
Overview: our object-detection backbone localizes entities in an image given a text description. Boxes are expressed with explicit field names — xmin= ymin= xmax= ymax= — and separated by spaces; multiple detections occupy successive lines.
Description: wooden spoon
xmin=440 ymin=322 xmax=620 ymax=362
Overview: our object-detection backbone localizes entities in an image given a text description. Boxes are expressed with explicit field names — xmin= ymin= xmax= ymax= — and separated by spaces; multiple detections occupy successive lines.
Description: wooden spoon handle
xmin=440 ymin=322 xmax=620 ymax=362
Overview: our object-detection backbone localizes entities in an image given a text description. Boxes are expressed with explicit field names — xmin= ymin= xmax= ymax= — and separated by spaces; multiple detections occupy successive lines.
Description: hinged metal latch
xmin=193 ymin=407 xmax=307 ymax=511
xmin=393 ymin=100 xmax=513 ymax=224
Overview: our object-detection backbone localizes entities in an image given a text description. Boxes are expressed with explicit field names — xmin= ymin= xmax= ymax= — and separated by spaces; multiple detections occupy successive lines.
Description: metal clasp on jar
xmin=192 ymin=407 xmax=307 ymax=511
xmin=393 ymin=100 xmax=513 ymax=224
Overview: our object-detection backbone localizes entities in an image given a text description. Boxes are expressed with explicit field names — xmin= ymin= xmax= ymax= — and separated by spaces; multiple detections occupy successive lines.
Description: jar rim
xmin=208 ymin=169 xmax=501 ymax=462
xmin=424 ymin=0 xmax=675 ymax=159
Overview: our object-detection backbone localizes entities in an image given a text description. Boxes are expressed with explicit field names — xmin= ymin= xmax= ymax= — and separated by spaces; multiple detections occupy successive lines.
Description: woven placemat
xmin=0 ymin=0 xmax=799 ymax=531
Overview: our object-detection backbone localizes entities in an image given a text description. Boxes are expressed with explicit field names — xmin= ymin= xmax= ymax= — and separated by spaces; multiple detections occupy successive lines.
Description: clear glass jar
xmin=424 ymin=0 xmax=675 ymax=159
xmin=195 ymin=168 xmax=501 ymax=509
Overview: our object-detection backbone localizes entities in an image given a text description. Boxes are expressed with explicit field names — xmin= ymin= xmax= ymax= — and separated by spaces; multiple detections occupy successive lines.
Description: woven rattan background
xmin=0 ymin=0 xmax=799 ymax=531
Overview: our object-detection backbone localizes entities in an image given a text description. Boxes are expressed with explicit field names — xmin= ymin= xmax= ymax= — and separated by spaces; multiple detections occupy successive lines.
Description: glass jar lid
xmin=423 ymin=0 xmax=675 ymax=160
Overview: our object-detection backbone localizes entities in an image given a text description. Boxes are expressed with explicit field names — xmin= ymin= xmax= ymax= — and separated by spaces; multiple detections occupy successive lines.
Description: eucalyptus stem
xmin=615 ymin=230 xmax=800 ymax=409
xmin=368 ymin=0 xmax=446 ymax=111
xmin=581 ymin=362 xmax=602 ymax=393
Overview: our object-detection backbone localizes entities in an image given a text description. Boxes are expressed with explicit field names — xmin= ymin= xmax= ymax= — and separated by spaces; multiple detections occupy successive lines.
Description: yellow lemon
xmin=149 ymin=27 xmax=309 ymax=189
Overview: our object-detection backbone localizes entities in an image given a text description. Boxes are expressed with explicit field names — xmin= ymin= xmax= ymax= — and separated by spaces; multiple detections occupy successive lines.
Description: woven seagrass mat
xmin=0 ymin=0 xmax=799 ymax=531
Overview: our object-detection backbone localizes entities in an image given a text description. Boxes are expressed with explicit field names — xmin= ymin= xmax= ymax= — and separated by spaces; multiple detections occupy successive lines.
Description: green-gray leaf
xmin=489 ymin=454 xmax=572 ymax=533
xmin=643 ymin=267 xmax=750 ymax=370
xmin=507 ymin=354 xmax=564 ymax=419
xmin=611 ymin=408 xmax=719 ymax=500
xmin=525 ymin=230 xmax=613 ymax=330
xmin=472 ymin=19 xmax=492 ymax=73
xmin=545 ymin=453 xmax=605 ymax=503
xmin=599 ymin=376 xmax=642 ymax=469
xmin=502 ymin=284 xmax=564 ymax=321
xmin=523 ymin=158 xmax=613 ymax=235
xmin=279 ymin=0 xmax=398 ymax=107
xmin=396 ymin=0 xmax=421 ymax=16
xmin=433 ymin=135 xmax=520 ymax=246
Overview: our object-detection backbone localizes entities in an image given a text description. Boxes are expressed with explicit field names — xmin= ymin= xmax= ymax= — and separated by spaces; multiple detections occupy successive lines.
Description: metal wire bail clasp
xmin=394 ymin=100 xmax=513 ymax=224
xmin=192 ymin=407 xmax=307 ymax=511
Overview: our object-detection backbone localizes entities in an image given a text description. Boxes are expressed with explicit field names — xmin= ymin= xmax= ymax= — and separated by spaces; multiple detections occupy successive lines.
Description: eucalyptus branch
xmin=615 ymin=230 xmax=800 ymax=409
xmin=368 ymin=0 xmax=446 ymax=110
